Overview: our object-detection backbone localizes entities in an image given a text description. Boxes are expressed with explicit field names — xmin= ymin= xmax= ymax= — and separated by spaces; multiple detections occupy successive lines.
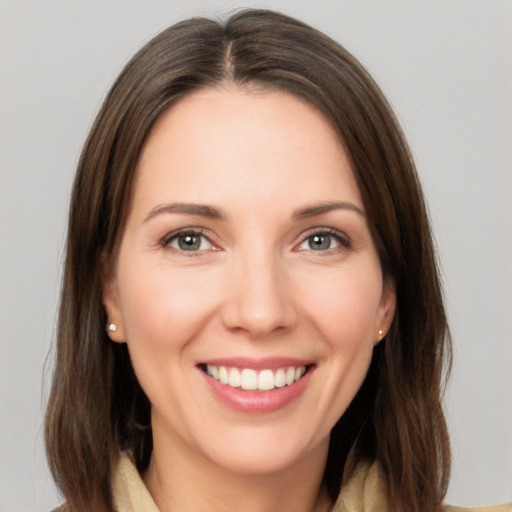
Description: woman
xmin=45 ymin=9 xmax=506 ymax=512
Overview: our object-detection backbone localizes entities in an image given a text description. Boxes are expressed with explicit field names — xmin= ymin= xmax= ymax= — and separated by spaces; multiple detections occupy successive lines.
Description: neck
xmin=144 ymin=425 xmax=332 ymax=512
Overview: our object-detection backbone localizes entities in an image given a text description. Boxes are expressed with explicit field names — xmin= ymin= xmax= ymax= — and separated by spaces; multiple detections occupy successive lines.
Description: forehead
xmin=132 ymin=86 xmax=363 ymax=215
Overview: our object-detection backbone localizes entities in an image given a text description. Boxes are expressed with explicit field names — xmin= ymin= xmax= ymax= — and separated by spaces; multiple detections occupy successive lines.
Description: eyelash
xmin=295 ymin=227 xmax=351 ymax=253
xmin=161 ymin=228 xmax=217 ymax=254
xmin=160 ymin=227 xmax=351 ymax=254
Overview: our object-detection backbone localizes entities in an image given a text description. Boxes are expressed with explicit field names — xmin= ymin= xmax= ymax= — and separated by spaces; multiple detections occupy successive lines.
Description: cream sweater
xmin=112 ymin=453 xmax=511 ymax=512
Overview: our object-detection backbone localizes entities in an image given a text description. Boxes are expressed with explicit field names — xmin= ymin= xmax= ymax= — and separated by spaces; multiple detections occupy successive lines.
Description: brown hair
xmin=45 ymin=9 xmax=451 ymax=512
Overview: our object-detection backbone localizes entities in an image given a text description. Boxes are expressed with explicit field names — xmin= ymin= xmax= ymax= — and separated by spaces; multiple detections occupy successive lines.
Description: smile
xmin=198 ymin=358 xmax=315 ymax=413
xmin=205 ymin=365 xmax=307 ymax=391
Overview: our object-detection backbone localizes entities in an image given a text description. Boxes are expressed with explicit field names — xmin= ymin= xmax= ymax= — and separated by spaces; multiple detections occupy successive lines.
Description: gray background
xmin=1 ymin=1 xmax=511 ymax=510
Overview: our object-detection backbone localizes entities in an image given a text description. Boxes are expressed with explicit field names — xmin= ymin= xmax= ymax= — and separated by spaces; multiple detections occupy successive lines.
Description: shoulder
xmin=332 ymin=459 xmax=511 ymax=512
xmin=445 ymin=506 xmax=512 ymax=512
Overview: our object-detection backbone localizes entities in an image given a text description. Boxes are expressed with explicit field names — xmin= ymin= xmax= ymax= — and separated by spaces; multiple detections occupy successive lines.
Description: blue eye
xmin=164 ymin=231 xmax=214 ymax=252
xmin=297 ymin=230 xmax=350 ymax=252
xmin=306 ymin=234 xmax=333 ymax=251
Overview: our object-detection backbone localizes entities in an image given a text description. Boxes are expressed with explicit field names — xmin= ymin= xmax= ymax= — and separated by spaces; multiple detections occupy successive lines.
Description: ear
xmin=101 ymin=254 xmax=127 ymax=343
xmin=375 ymin=278 xmax=396 ymax=345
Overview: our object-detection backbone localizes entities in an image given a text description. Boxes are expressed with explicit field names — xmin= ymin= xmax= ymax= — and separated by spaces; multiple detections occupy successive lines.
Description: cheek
xmin=297 ymin=263 xmax=384 ymax=346
xmin=115 ymin=260 xmax=225 ymax=416
xmin=296 ymin=264 xmax=382 ymax=425
xmin=117 ymin=261 xmax=221 ymax=355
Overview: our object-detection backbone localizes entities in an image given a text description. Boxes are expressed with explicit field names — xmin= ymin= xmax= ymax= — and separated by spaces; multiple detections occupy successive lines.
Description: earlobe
xmin=375 ymin=279 xmax=396 ymax=344
xmin=102 ymin=258 xmax=126 ymax=343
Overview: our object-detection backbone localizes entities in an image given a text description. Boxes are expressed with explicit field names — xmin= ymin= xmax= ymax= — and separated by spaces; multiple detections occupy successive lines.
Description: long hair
xmin=45 ymin=9 xmax=451 ymax=511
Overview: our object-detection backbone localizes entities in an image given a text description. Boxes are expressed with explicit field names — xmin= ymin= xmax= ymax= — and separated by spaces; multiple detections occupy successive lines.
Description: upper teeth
xmin=206 ymin=365 xmax=306 ymax=391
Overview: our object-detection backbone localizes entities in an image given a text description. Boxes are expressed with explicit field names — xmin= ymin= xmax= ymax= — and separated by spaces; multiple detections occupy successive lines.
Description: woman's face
xmin=104 ymin=87 xmax=395 ymax=476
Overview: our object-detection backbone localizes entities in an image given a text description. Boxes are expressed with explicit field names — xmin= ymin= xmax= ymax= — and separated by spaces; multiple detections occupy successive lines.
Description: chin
xmin=197 ymin=426 xmax=329 ymax=477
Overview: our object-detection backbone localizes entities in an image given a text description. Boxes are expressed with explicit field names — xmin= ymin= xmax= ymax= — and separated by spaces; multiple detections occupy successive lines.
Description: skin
xmin=103 ymin=86 xmax=395 ymax=512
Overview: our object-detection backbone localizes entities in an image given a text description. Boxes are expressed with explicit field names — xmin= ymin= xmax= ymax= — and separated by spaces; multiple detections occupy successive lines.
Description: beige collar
xmin=113 ymin=453 xmax=160 ymax=512
xmin=332 ymin=461 xmax=389 ymax=512
xmin=112 ymin=452 xmax=388 ymax=512
xmin=112 ymin=452 xmax=511 ymax=512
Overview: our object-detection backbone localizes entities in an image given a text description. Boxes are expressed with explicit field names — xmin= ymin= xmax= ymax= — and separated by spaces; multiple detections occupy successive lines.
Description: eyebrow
xmin=144 ymin=202 xmax=226 ymax=223
xmin=144 ymin=200 xmax=364 ymax=224
xmin=293 ymin=201 xmax=365 ymax=220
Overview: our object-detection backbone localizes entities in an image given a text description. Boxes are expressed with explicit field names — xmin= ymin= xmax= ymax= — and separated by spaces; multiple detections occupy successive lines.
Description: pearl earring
xmin=378 ymin=329 xmax=383 ymax=338
xmin=106 ymin=323 xmax=117 ymax=334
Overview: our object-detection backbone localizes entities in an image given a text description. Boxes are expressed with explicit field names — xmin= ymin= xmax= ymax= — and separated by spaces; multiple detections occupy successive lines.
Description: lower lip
xmin=201 ymin=368 xmax=313 ymax=414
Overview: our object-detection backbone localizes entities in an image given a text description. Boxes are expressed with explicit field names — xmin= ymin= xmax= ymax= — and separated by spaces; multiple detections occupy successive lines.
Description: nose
xmin=220 ymin=251 xmax=298 ymax=339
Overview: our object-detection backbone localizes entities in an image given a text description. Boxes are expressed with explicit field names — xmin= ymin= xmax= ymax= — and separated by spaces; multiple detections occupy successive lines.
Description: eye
xmin=163 ymin=229 xmax=215 ymax=252
xmin=296 ymin=229 xmax=350 ymax=252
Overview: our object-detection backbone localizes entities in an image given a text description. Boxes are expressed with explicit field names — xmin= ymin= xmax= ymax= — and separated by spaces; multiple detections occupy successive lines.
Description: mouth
xmin=199 ymin=363 xmax=313 ymax=392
